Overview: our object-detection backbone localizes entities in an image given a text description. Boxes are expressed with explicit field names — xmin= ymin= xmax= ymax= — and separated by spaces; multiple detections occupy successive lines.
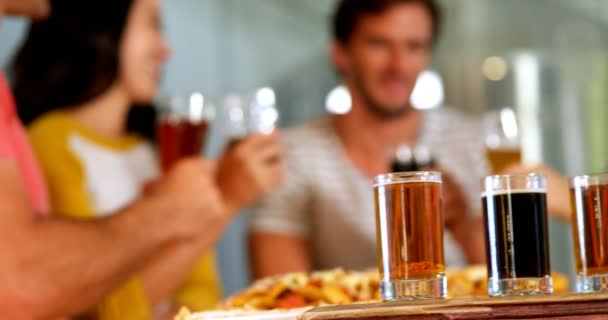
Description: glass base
xmin=488 ymin=276 xmax=553 ymax=296
xmin=576 ymin=273 xmax=608 ymax=293
xmin=380 ymin=275 xmax=446 ymax=301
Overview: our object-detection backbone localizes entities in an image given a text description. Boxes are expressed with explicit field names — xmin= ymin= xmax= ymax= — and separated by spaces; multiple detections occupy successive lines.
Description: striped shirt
xmin=251 ymin=108 xmax=489 ymax=270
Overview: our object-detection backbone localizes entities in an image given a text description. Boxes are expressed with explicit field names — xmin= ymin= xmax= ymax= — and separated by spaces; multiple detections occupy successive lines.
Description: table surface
xmin=300 ymin=294 xmax=608 ymax=320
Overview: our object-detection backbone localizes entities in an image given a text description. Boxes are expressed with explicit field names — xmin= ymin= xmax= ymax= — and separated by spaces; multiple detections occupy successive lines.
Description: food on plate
xmin=221 ymin=269 xmax=379 ymax=310
xmin=447 ymin=265 xmax=569 ymax=298
xmin=176 ymin=266 xmax=570 ymax=319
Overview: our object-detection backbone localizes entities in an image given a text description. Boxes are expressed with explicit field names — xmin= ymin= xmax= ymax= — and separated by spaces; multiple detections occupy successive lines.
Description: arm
xmin=440 ymin=169 xmax=486 ymax=265
xmin=0 ymin=160 xmax=175 ymax=319
xmin=250 ymin=233 xmax=311 ymax=279
xmin=0 ymin=158 xmax=223 ymax=319
xmin=448 ymin=216 xmax=486 ymax=264
xmin=139 ymin=217 xmax=230 ymax=309
xmin=140 ymin=133 xmax=284 ymax=311
xmin=247 ymin=131 xmax=313 ymax=279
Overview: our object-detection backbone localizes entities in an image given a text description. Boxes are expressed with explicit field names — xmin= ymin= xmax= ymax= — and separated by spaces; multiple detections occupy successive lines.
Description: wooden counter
xmin=300 ymin=294 xmax=608 ymax=320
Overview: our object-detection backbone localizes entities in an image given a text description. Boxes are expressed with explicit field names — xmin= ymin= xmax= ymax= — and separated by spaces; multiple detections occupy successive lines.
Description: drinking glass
xmin=219 ymin=87 xmax=279 ymax=149
xmin=484 ymin=108 xmax=522 ymax=173
xmin=157 ymin=92 xmax=215 ymax=172
xmin=570 ymin=173 xmax=608 ymax=293
xmin=374 ymin=171 xmax=446 ymax=300
xmin=482 ymin=174 xmax=552 ymax=296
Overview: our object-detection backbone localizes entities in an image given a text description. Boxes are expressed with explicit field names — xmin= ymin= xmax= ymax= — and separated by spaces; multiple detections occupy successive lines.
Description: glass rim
xmin=481 ymin=173 xmax=547 ymax=196
xmin=482 ymin=172 xmax=546 ymax=181
xmin=374 ymin=171 xmax=442 ymax=187
xmin=570 ymin=173 xmax=608 ymax=188
xmin=157 ymin=92 xmax=215 ymax=121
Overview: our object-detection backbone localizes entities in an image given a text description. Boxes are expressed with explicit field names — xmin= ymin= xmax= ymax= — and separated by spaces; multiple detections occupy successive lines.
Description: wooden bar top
xmin=300 ymin=294 xmax=608 ymax=320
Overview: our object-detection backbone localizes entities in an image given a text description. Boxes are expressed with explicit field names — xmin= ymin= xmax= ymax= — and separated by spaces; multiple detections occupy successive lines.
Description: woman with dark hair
xmin=11 ymin=0 xmax=284 ymax=319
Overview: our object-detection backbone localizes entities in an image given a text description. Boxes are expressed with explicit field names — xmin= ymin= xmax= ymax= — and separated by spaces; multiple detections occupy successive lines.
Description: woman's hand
xmin=217 ymin=132 xmax=285 ymax=216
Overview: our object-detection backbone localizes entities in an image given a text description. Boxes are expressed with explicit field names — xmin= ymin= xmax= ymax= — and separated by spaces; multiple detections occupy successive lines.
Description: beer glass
xmin=374 ymin=172 xmax=446 ymax=300
xmin=570 ymin=173 xmax=608 ymax=293
xmin=484 ymin=108 xmax=522 ymax=173
xmin=157 ymin=92 xmax=215 ymax=172
xmin=482 ymin=174 xmax=552 ymax=296
xmin=219 ymin=87 xmax=278 ymax=149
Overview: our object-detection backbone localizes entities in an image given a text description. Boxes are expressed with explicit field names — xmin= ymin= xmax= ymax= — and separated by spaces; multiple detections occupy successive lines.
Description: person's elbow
xmin=0 ymin=281 xmax=61 ymax=320
xmin=0 ymin=271 xmax=86 ymax=319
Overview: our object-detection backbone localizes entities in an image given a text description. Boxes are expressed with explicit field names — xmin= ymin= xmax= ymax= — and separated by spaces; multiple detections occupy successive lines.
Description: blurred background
xmin=1 ymin=0 xmax=607 ymax=296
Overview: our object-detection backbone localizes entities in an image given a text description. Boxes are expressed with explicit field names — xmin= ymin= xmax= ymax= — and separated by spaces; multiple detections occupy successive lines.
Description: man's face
xmin=333 ymin=3 xmax=433 ymax=118
xmin=0 ymin=0 xmax=50 ymax=21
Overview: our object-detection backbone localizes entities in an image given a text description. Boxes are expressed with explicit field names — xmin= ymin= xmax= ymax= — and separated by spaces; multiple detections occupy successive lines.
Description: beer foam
xmin=481 ymin=188 xmax=547 ymax=198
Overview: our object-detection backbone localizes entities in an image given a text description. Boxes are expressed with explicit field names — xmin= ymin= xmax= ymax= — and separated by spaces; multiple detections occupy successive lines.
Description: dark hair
xmin=11 ymin=0 xmax=157 ymax=140
xmin=332 ymin=0 xmax=442 ymax=44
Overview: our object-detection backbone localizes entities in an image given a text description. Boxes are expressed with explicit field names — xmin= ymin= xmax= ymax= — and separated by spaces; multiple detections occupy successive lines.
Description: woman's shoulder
xmin=28 ymin=111 xmax=75 ymax=144
xmin=29 ymin=111 xmax=147 ymax=153
xmin=27 ymin=112 xmax=80 ymax=160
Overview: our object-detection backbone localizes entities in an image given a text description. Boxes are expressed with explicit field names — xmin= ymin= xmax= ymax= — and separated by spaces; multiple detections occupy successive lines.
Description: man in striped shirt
xmin=250 ymin=0 xmax=488 ymax=278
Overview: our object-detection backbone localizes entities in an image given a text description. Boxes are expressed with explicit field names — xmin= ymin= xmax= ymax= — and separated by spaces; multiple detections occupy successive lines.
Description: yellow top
xmin=28 ymin=112 xmax=222 ymax=319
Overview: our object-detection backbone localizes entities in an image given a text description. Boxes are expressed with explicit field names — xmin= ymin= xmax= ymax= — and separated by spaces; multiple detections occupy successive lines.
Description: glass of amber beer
xmin=484 ymin=108 xmax=522 ymax=173
xmin=570 ymin=173 xmax=608 ymax=293
xmin=482 ymin=174 xmax=552 ymax=296
xmin=157 ymin=93 xmax=215 ymax=172
xmin=374 ymin=171 xmax=446 ymax=300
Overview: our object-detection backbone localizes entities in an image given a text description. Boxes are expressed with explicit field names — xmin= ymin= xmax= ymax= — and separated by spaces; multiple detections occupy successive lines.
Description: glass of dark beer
xmin=157 ymin=93 xmax=214 ymax=172
xmin=570 ymin=173 xmax=608 ymax=293
xmin=374 ymin=171 xmax=446 ymax=301
xmin=482 ymin=174 xmax=552 ymax=296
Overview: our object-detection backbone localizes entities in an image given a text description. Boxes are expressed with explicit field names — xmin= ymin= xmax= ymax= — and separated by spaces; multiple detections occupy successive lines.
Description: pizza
xmin=221 ymin=267 xmax=570 ymax=310
xmin=175 ymin=266 xmax=570 ymax=319
xmin=220 ymin=269 xmax=380 ymax=310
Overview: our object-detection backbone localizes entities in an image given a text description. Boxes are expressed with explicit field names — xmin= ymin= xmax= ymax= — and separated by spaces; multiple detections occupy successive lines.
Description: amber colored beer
xmin=375 ymin=179 xmax=445 ymax=282
xmin=157 ymin=118 xmax=209 ymax=172
xmin=570 ymin=183 xmax=608 ymax=276
xmin=486 ymin=148 xmax=522 ymax=173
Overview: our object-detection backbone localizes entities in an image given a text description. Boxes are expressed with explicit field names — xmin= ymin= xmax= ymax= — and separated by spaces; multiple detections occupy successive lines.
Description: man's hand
xmin=430 ymin=167 xmax=485 ymax=264
xmin=431 ymin=168 xmax=469 ymax=228
xmin=217 ymin=133 xmax=284 ymax=215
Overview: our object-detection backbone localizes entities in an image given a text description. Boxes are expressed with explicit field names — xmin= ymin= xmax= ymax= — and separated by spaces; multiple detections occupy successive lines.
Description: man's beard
xmin=352 ymin=75 xmax=413 ymax=120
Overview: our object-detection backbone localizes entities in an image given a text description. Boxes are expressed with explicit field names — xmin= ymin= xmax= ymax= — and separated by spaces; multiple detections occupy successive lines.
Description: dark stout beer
xmin=482 ymin=190 xmax=550 ymax=279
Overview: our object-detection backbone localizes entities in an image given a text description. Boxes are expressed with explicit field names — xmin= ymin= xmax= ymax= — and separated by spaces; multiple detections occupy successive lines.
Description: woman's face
xmin=119 ymin=0 xmax=170 ymax=104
